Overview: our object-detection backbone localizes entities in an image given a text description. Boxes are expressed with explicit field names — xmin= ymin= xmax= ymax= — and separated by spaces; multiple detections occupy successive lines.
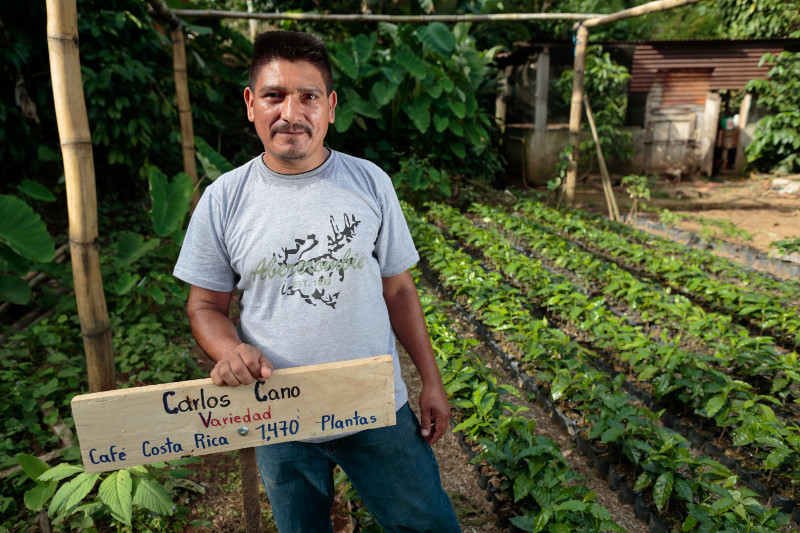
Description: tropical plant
xmin=745 ymin=51 xmax=800 ymax=174
xmin=325 ymin=22 xmax=504 ymax=200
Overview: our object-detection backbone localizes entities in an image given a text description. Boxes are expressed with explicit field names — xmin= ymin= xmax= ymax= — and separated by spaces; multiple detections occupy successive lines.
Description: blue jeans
xmin=255 ymin=403 xmax=460 ymax=532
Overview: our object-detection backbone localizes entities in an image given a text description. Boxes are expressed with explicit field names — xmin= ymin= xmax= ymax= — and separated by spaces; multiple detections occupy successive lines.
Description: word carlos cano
xmin=87 ymin=379 xmax=378 ymax=466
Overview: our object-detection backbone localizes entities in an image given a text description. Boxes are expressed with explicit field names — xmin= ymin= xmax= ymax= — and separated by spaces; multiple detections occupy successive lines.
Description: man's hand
xmin=210 ymin=343 xmax=273 ymax=387
xmin=418 ymin=382 xmax=450 ymax=445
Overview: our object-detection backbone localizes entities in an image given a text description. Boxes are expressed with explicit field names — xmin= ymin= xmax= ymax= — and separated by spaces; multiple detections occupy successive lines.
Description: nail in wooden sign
xmin=71 ymin=355 xmax=395 ymax=473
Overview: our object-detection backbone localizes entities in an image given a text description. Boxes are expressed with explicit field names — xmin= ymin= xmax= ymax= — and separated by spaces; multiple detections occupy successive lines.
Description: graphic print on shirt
xmin=249 ymin=214 xmax=366 ymax=309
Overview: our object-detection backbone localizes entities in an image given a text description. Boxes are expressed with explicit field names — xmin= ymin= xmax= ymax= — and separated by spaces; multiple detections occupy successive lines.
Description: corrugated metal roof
xmin=631 ymin=42 xmax=782 ymax=92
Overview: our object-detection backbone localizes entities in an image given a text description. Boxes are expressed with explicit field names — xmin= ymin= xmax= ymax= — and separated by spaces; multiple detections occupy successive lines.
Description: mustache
xmin=271 ymin=122 xmax=312 ymax=136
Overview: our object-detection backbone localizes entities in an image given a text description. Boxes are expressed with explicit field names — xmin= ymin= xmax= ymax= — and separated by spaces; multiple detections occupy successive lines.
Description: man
xmin=173 ymin=30 xmax=460 ymax=532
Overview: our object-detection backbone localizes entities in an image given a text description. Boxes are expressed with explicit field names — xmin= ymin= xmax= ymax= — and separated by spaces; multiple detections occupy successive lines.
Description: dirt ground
xmin=573 ymin=172 xmax=799 ymax=256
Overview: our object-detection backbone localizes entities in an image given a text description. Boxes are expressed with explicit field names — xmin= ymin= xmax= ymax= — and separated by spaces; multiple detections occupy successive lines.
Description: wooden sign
xmin=72 ymin=355 xmax=395 ymax=473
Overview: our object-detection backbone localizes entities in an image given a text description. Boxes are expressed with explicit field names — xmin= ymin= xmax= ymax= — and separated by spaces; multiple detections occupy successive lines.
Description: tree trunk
xmin=565 ymin=24 xmax=589 ymax=205
xmin=171 ymin=26 xmax=200 ymax=209
xmin=46 ymin=0 xmax=115 ymax=393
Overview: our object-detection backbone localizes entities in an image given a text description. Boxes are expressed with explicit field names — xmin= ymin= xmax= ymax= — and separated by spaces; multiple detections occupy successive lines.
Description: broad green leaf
xmin=24 ymin=482 xmax=57 ymax=511
xmin=555 ymin=500 xmax=587 ymax=512
xmin=765 ymin=447 xmax=790 ymax=469
xmin=417 ymin=23 xmax=456 ymax=58
xmin=148 ymin=167 xmax=193 ymax=237
xmin=99 ymin=470 xmax=133 ymax=525
xmin=352 ymin=33 xmax=376 ymax=65
xmin=705 ymin=393 xmax=726 ymax=417
xmin=451 ymin=142 xmax=466 ymax=159
xmin=346 ymin=89 xmax=382 ymax=119
xmin=38 ymin=463 xmax=84 ymax=483
xmin=396 ymin=45 xmax=427 ymax=79
xmin=195 ymin=136 xmax=234 ymax=181
xmin=333 ymin=101 xmax=355 ymax=132
xmin=0 ymin=195 xmax=55 ymax=262
xmin=17 ymin=454 xmax=52 ymax=485
xmin=17 ymin=180 xmax=56 ymax=202
xmin=0 ymin=245 xmax=30 ymax=275
xmin=448 ymin=100 xmax=466 ymax=119
xmin=0 ymin=273 xmax=31 ymax=304
xmin=403 ymin=95 xmax=432 ymax=133
xmin=37 ymin=145 xmax=62 ymax=162
xmin=513 ymin=474 xmax=536 ymax=501
xmin=133 ymin=478 xmax=174 ymax=515
xmin=653 ymin=471 xmax=673 ymax=512
xmin=433 ymin=115 xmax=449 ymax=133
xmin=369 ymin=80 xmax=399 ymax=107
xmin=114 ymin=231 xmax=161 ymax=268
xmin=330 ymin=49 xmax=358 ymax=79
xmin=48 ymin=472 xmax=100 ymax=517
xmin=107 ymin=271 xmax=139 ymax=296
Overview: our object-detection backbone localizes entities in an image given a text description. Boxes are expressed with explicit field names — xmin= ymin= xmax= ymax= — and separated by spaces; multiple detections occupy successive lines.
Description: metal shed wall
xmin=630 ymin=41 xmax=784 ymax=93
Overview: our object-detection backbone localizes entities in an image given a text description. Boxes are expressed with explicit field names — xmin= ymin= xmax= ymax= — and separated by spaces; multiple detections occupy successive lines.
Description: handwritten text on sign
xmin=71 ymin=355 xmax=395 ymax=473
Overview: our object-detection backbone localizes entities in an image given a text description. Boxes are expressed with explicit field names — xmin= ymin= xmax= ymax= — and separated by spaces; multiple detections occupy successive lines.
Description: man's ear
xmin=328 ymin=90 xmax=337 ymax=124
xmin=243 ymin=86 xmax=255 ymax=122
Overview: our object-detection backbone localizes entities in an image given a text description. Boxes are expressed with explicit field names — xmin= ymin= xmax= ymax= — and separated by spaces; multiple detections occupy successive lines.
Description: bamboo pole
xmin=171 ymin=26 xmax=200 ymax=209
xmin=583 ymin=0 xmax=701 ymax=27
xmin=564 ymin=24 xmax=588 ymax=205
xmin=46 ymin=0 xmax=115 ymax=393
xmin=583 ymin=95 xmax=620 ymax=221
xmin=172 ymin=9 xmax=600 ymax=22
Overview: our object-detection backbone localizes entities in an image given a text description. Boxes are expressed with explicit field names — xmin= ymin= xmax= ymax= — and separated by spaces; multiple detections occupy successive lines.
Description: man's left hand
xmin=418 ymin=383 xmax=450 ymax=445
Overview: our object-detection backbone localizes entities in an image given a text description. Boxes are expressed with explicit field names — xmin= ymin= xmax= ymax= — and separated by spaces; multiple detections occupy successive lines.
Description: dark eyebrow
xmin=258 ymin=85 xmax=324 ymax=97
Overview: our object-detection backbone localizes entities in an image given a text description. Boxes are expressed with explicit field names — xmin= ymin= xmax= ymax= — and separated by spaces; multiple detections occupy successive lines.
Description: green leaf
xmin=148 ymin=167 xmax=193 ymax=237
xmin=369 ymin=80 xmax=399 ymax=107
xmin=555 ymin=500 xmax=587 ymax=512
xmin=448 ymin=100 xmax=466 ymax=119
xmin=513 ymin=475 xmax=536 ymax=501
xmin=17 ymin=180 xmax=56 ymax=202
xmin=195 ymin=136 xmax=234 ymax=181
xmin=333 ymin=101 xmax=355 ymax=133
xmin=346 ymin=89 xmax=382 ymax=119
xmin=48 ymin=472 xmax=100 ymax=517
xmin=433 ymin=115 xmax=449 ymax=133
xmin=37 ymin=145 xmax=62 ymax=162
xmin=404 ymin=95 xmax=432 ymax=133
xmin=107 ymin=271 xmax=139 ymax=296
xmin=133 ymin=478 xmax=174 ymax=515
xmin=705 ymin=393 xmax=727 ymax=417
xmin=451 ymin=142 xmax=466 ymax=159
xmin=396 ymin=45 xmax=427 ymax=79
xmin=114 ymin=231 xmax=161 ymax=268
xmin=653 ymin=471 xmax=674 ymax=512
xmin=38 ymin=463 xmax=84 ymax=483
xmin=17 ymin=454 xmax=52 ymax=485
xmin=0 ymin=273 xmax=31 ymax=304
xmin=417 ymin=23 xmax=456 ymax=58
xmin=0 ymin=195 xmax=55 ymax=262
xmin=99 ymin=470 xmax=133 ymax=526
xmin=24 ymin=482 xmax=57 ymax=511
xmin=330 ymin=49 xmax=358 ymax=79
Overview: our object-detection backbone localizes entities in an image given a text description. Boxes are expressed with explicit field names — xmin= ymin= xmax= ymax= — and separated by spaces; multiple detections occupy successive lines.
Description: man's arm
xmin=382 ymin=270 xmax=450 ymax=445
xmin=186 ymin=285 xmax=273 ymax=387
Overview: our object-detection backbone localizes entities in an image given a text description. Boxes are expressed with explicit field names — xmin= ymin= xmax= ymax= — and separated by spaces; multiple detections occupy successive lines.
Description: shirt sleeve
xmin=373 ymin=175 xmax=419 ymax=278
xmin=173 ymin=189 xmax=237 ymax=292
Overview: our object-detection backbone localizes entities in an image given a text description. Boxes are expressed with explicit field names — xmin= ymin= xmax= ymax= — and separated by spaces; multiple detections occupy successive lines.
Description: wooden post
xmin=46 ymin=0 xmax=115 ymax=393
xmin=171 ymin=26 xmax=200 ymax=209
xmin=532 ymin=47 xmax=550 ymax=181
xmin=733 ymin=92 xmax=752 ymax=174
xmin=564 ymin=24 xmax=589 ymax=205
xmin=240 ymin=448 xmax=264 ymax=533
xmin=582 ymin=0 xmax=701 ymax=27
xmin=583 ymin=95 xmax=620 ymax=221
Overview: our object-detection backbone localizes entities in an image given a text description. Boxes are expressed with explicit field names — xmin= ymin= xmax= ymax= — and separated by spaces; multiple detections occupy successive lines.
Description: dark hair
xmin=248 ymin=31 xmax=333 ymax=95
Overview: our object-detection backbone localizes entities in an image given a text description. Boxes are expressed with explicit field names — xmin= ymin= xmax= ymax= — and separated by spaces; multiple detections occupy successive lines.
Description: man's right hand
xmin=210 ymin=343 xmax=273 ymax=387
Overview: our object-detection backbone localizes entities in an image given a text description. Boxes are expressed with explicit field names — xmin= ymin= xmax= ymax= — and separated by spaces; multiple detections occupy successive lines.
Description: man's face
xmin=244 ymin=59 xmax=336 ymax=174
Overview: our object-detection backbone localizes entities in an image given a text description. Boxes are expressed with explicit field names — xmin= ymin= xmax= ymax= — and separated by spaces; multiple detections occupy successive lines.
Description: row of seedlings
xmin=525 ymin=193 xmax=800 ymax=305
xmin=415 ymin=277 xmax=624 ymax=532
xmin=513 ymin=199 xmax=800 ymax=349
xmin=405 ymin=206 xmax=789 ymax=532
xmin=472 ymin=202 xmax=800 ymax=413
xmin=427 ymin=201 xmax=800 ymax=520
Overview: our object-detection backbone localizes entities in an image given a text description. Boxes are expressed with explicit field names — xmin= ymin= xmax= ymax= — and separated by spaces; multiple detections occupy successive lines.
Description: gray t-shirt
xmin=174 ymin=150 xmax=418 ymax=421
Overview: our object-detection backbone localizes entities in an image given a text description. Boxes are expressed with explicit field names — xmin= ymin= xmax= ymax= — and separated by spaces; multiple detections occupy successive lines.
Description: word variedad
xmin=320 ymin=411 xmax=378 ymax=432
xmin=199 ymin=406 xmax=272 ymax=428
xmin=163 ymin=388 xmax=230 ymax=414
